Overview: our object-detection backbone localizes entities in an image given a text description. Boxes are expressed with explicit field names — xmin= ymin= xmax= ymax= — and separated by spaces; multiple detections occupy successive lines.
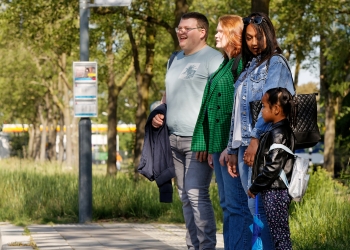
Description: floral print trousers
xmin=261 ymin=189 xmax=292 ymax=250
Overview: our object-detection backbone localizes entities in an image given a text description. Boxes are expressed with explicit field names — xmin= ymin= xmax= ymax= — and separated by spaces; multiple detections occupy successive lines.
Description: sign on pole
xmin=90 ymin=0 xmax=132 ymax=7
xmin=73 ymin=61 xmax=98 ymax=117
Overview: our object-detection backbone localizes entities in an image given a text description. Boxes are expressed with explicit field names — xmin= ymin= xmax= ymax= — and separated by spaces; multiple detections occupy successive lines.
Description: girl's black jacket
xmin=250 ymin=118 xmax=296 ymax=195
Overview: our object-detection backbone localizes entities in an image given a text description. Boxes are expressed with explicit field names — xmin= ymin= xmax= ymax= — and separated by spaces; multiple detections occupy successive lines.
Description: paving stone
xmin=1 ymin=222 xmax=224 ymax=249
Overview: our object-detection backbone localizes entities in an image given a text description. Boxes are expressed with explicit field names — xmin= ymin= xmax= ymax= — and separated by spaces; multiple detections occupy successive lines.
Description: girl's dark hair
xmin=242 ymin=12 xmax=281 ymax=68
xmin=266 ymin=88 xmax=296 ymax=124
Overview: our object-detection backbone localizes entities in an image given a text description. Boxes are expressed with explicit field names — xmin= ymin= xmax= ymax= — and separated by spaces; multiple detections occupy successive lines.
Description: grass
xmin=0 ymin=158 xmax=184 ymax=224
xmin=0 ymin=159 xmax=349 ymax=249
xmin=289 ymin=167 xmax=350 ymax=249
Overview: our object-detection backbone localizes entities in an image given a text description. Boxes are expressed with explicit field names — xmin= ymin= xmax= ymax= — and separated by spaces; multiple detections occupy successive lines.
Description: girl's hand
xmin=248 ymin=189 xmax=256 ymax=199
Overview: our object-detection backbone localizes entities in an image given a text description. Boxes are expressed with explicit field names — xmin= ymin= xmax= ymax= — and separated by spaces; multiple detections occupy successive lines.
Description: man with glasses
xmin=152 ymin=12 xmax=223 ymax=250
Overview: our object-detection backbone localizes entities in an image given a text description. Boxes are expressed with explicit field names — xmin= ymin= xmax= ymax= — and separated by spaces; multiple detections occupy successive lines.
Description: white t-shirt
xmin=165 ymin=46 xmax=223 ymax=136
xmin=232 ymin=84 xmax=243 ymax=148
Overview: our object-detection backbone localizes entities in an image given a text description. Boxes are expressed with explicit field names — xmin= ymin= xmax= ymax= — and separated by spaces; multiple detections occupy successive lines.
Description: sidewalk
xmin=0 ymin=222 xmax=224 ymax=249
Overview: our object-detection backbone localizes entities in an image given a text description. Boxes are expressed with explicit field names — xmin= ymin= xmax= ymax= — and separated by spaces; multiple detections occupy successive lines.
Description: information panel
xmin=73 ymin=62 xmax=98 ymax=117
xmin=91 ymin=0 xmax=132 ymax=7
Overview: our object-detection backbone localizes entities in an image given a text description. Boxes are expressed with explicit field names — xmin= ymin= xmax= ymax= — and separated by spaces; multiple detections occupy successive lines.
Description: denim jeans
xmin=213 ymin=152 xmax=252 ymax=250
xmin=170 ymin=134 xmax=216 ymax=250
xmin=238 ymin=145 xmax=275 ymax=250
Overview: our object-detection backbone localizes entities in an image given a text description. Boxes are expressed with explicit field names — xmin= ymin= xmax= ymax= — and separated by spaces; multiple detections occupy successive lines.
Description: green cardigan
xmin=191 ymin=57 xmax=243 ymax=153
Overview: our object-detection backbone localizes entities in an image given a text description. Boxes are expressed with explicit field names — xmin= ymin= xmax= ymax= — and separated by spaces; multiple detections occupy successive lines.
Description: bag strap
xmin=231 ymin=53 xmax=242 ymax=81
xmin=268 ymin=143 xmax=295 ymax=188
xmin=271 ymin=55 xmax=299 ymax=128
xmin=268 ymin=54 xmax=296 ymax=92
xmin=269 ymin=143 xmax=295 ymax=156
xmin=167 ymin=51 xmax=179 ymax=70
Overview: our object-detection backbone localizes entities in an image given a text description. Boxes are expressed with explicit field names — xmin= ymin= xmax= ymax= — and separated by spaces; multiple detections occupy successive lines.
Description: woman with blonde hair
xmin=192 ymin=15 xmax=251 ymax=249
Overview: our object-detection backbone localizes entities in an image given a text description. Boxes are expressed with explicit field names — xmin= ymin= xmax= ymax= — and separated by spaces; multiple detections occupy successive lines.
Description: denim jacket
xmin=227 ymin=54 xmax=295 ymax=155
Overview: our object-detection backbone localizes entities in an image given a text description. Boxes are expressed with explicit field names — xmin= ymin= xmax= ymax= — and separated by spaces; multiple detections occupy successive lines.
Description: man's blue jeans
xmin=238 ymin=145 xmax=275 ymax=250
xmin=170 ymin=134 xmax=216 ymax=250
xmin=213 ymin=152 xmax=252 ymax=250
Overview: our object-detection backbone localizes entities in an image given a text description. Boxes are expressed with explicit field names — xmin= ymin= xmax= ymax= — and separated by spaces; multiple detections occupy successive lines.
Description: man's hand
xmin=243 ymin=138 xmax=259 ymax=167
xmin=152 ymin=114 xmax=164 ymax=128
xmin=219 ymin=149 xmax=228 ymax=166
xmin=195 ymin=151 xmax=208 ymax=163
xmin=227 ymin=154 xmax=239 ymax=178
xmin=207 ymin=154 xmax=213 ymax=169
xmin=247 ymin=189 xmax=255 ymax=199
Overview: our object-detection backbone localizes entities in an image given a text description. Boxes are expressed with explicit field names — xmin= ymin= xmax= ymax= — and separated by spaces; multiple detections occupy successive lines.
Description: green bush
xmin=8 ymin=133 xmax=29 ymax=158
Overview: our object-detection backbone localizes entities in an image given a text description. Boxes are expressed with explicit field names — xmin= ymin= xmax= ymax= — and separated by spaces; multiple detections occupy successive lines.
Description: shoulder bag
xmin=231 ymin=54 xmax=242 ymax=81
xmin=249 ymin=55 xmax=321 ymax=149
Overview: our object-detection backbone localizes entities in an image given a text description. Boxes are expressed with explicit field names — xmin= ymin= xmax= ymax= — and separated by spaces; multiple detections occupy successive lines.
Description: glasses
xmin=175 ymin=27 xmax=202 ymax=33
xmin=243 ymin=16 xmax=264 ymax=26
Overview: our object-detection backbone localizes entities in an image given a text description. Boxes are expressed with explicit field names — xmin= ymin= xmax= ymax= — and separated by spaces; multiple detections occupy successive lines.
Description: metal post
xmin=79 ymin=0 xmax=92 ymax=223
xmin=309 ymin=147 xmax=313 ymax=166
xmin=79 ymin=118 xmax=92 ymax=223
xmin=80 ymin=0 xmax=89 ymax=61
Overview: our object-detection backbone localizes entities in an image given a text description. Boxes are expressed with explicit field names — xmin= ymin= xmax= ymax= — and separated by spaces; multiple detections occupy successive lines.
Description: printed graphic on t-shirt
xmin=179 ymin=63 xmax=200 ymax=80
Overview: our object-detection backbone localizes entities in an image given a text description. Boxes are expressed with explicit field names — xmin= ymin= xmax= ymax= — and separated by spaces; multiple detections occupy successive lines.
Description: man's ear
xmin=199 ymin=28 xmax=206 ymax=40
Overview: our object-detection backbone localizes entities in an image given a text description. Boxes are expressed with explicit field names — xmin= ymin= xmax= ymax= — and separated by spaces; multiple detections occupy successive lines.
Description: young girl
xmin=248 ymin=87 xmax=296 ymax=250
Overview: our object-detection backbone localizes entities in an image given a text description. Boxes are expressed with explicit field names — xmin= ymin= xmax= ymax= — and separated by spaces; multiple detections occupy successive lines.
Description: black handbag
xmin=249 ymin=55 xmax=321 ymax=149
xmin=250 ymin=94 xmax=321 ymax=149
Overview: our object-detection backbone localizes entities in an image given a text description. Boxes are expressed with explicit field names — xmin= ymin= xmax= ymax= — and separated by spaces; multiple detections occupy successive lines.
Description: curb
xmin=0 ymin=224 xmax=32 ymax=250
xmin=2 ymin=246 xmax=32 ymax=250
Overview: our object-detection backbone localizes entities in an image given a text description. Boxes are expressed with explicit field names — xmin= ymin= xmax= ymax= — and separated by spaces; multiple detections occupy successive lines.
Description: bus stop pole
xmin=78 ymin=0 xmax=92 ymax=223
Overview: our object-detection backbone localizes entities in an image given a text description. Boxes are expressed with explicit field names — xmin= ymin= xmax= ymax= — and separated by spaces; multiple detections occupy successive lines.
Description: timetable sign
xmin=74 ymin=99 xmax=98 ymax=117
xmin=73 ymin=61 xmax=98 ymax=117
xmin=91 ymin=0 xmax=132 ymax=7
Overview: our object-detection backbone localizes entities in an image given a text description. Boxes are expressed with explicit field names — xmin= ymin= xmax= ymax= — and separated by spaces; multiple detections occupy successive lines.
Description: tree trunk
xmin=63 ymin=83 xmax=73 ymax=167
xmin=44 ymin=92 xmax=57 ymax=161
xmin=251 ymin=0 xmax=270 ymax=16
xmin=50 ymin=58 xmax=66 ymax=163
xmin=47 ymin=115 xmax=58 ymax=162
xmin=59 ymin=53 xmax=74 ymax=168
xmin=320 ymin=37 xmax=335 ymax=176
xmin=28 ymin=125 xmax=35 ymax=159
xmin=33 ymin=124 xmax=41 ymax=160
xmin=105 ymin=26 xmax=118 ymax=176
xmin=72 ymin=119 xmax=79 ymax=168
xmin=58 ymin=113 xmax=65 ymax=162
xmin=324 ymin=95 xmax=336 ymax=176
xmin=39 ymin=105 xmax=47 ymax=162
xmin=127 ymin=20 xmax=156 ymax=178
